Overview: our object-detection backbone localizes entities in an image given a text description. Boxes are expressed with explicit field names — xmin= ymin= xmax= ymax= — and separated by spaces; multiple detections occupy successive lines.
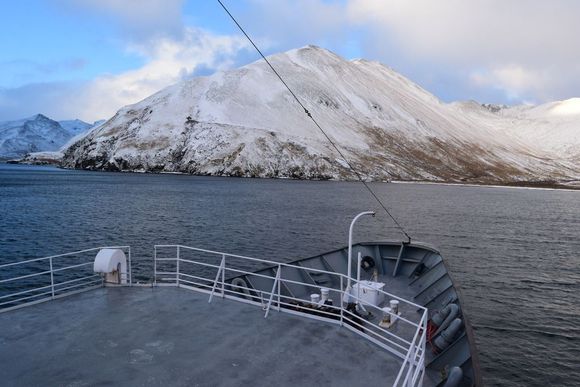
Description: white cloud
xmin=0 ymin=28 xmax=250 ymax=121
xmin=24 ymin=0 xmax=255 ymax=121
xmin=75 ymin=28 xmax=250 ymax=120
xmin=2 ymin=1 xmax=257 ymax=121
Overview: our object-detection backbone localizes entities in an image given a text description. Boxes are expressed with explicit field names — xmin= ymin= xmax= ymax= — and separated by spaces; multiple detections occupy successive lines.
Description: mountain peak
xmin=0 ymin=114 xmax=96 ymax=159
xmin=59 ymin=45 xmax=579 ymax=183
xmin=292 ymin=44 xmax=330 ymax=54
xmin=300 ymin=44 xmax=324 ymax=51
xmin=30 ymin=113 xmax=51 ymax=121
xmin=280 ymin=45 xmax=346 ymax=64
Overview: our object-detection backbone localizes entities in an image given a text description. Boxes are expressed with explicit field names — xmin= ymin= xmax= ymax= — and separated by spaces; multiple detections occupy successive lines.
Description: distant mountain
xmin=58 ymin=45 xmax=579 ymax=184
xmin=58 ymin=119 xmax=93 ymax=135
xmin=0 ymin=115 xmax=96 ymax=159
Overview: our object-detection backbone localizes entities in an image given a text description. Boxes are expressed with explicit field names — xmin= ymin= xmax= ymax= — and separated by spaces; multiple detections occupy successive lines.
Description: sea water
xmin=1 ymin=164 xmax=579 ymax=386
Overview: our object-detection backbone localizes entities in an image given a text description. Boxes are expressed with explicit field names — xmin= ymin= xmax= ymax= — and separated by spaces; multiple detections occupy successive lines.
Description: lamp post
xmin=343 ymin=211 xmax=375 ymax=304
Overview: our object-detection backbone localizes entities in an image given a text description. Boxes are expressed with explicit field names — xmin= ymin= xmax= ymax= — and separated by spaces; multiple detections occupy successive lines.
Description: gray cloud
xmin=0 ymin=81 xmax=84 ymax=121
xmin=345 ymin=0 xmax=580 ymax=102
xmin=0 ymin=58 xmax=88 ymax=88
xmin=241 ymin=0 xmax=580 ymax=104
xmin=240 ymin=0 xmax=350 ymax=49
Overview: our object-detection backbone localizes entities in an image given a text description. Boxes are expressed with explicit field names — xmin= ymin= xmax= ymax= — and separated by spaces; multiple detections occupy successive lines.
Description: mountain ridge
xmin=55 ymin=45 xmax=579 ymax=184
xmin=0 ymin=114 xmax=101 ymax=159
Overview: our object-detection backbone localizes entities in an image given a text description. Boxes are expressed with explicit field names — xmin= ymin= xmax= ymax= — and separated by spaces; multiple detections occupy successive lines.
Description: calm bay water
xmin=1 ymin=163 xmax=579 ymax=386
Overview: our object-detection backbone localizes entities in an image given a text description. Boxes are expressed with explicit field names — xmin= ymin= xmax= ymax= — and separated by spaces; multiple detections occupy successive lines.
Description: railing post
xmin=264 ymin=268 xmax=281 ymax=318
xmin=176 ymin=246 xmax=180 ymax=286
xmin=393 ymin=242 xmax=406 ymax=278
xmin=49 ymin=257 xmax=55 ymax=299
xmin=406 ymin=344 xmax=416 ymax=387
xmin=153 ymin=246 xmax=157 ymax=286
xmin=221 ymin=254 xmax=226 ymax=298
xmin=277 ymin=265 xmax=281 ymax=311
xmin=339 ymin=275 xmax=344 ymax=326
xmin=208 ymin=255 xmax=225 ymax=303
xmin=420 ymin=312 xmax=427 ymax=382
xmin=128 ymin=247 xmax=132 ymax=285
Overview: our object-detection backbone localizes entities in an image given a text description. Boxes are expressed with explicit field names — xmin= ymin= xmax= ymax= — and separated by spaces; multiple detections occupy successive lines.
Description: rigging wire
xmin=216 ymin=0 xmax=412 ymax=242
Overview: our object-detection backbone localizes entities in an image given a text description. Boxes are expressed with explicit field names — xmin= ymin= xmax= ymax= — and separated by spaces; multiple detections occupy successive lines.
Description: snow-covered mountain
xmin=58 ymin=119 xmax=93 ymax=136
xmin=62 ymin=46 xmax=579 ymax=184
xmin=0 ymin=114 xmax=95 ymax=159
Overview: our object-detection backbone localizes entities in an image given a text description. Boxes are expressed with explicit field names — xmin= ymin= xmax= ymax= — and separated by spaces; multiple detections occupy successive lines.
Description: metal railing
xmin=0 ymin=243 xmax=426 ymax=386
xmin=154 ymin=244 xmax=428 ymax=387
xmin=0 ymin=246 xmax=131 ymax=312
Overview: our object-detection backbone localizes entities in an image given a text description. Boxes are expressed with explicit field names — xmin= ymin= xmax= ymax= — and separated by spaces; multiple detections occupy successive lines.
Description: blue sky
xmin=1 ymin=0 xmax=579 ymax=121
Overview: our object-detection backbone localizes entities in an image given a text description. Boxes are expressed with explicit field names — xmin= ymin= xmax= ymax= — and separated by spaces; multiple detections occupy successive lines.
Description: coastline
xmin=3 ymin=161 xmax=579 ymax=191
xmin=391 ymin=179 xmax=580 ymax=192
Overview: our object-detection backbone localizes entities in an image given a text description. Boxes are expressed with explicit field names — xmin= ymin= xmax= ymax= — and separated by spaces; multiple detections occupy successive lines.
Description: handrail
xmin=154 ymin=244 xmax=428 ymax=386
xmin=0 ymin=246 xmax=131 ymax=269
xmin=175 ymin=253 xmax=415 ymax=349
xmin=167 ymin=244 xmax=427 ymax=312
xmin=0 ymin=269 xmax=54 ymax=284
xmin=0 ymin=246 xmax=131 ymax=312
xmin=170 ymin=252 xmax=422 ymax=330
xmin=2 ymin=243 xmax=426 ymax=385
xmin=394 ymin=311 xmax=427 ymax=386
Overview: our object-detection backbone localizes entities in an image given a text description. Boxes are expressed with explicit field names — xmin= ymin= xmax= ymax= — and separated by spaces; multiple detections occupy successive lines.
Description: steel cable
xmin=216 ymin=0 xmax=412 ymax=242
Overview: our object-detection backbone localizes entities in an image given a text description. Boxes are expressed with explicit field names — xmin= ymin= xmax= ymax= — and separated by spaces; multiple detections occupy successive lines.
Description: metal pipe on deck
xmin=344 ymin=211 xmax=375 ymax=304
